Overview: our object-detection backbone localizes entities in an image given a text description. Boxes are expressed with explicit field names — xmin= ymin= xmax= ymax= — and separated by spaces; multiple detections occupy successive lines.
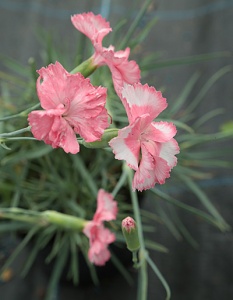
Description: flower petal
xmin=83 ymin=222 xmax=115 ymax=266
xmin=88 ymin=245 xmax=111 ymax=266
xmin=132 ymin=146 xmax=156 ymax=191
xmin=37 ymin=61 xmax=87 ymax=110
xmin=28 ymin=110 xmax=80 ymax=154
xmin=101 ymin=47 xmax=140 ymax=96
xmin=159 ymin=138 xmax=180 ymax=168
xmin=109 ymin=123 xmax=141 ymax=170
xmin=66 ymin=85 xmax=109 ymax=142
xmin=146 ymin=121 xmax=177 ymax=143
xmin=71 ymin=12 xmax=112 ymax=46
xmin=121 ymin=83 xmax=167 ymax=123
xmin=94 ymin=189 xmax=118 ymax=223
xmin=132 ymin=143 xmax=172 ymax=191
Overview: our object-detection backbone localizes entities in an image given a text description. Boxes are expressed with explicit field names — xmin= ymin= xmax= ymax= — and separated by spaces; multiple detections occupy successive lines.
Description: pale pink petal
xmin=112 ymin=48 xmax=140 ymax=84
xmin=133 ymin=157 xmax=170 ymax=191
xmin=121 ymin=83 xmax=167 ymax=123
xmin=145 ymin=121 xmax=177 ymax=143
xmin=153 ymin=156 xmax=171 ymax=184
xmin=132 ymin=143 xmax=172 ymax=191
xmin=103 ymin=47 xmax=141 ymax=96
xmin=109 ymin=124 xmax=141 ymax=170
xmin=159 ymin=138 xmax=180 ymax=168
xmin=141 ymin=139 xmax=160 ymax=158
xmin=132 ymin=145 xmax=156 ymax=191
xmin=28 ymin=110 xmax=80 ymax=154
xmin=88 ymin=246 xmax=111 ymax=266
xmin=83 ymin=222 xmax=115 ymax=266
xmin=92 ymin=46 xmax=140 ymax=96
xmin=71 ymin=12 xmax=112 ymax=46
xmin=94 ymin=189 xmax=118 ymax=223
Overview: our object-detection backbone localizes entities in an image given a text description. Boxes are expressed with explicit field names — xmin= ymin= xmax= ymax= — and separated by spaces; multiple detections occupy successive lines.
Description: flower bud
xmin=122 ymin=216 xmax=140 ymax=252
xmin=81 ymin=128 xmax=119 ymax=149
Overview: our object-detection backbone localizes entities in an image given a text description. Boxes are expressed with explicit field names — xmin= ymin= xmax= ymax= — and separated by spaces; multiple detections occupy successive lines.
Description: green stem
xmin=0 ymin=208 xmax=42 ymax=225
xmin=146 ymin=255 xmax=171 ymax=300
xmin=0 ymin=103 xmax=40 ymax=121
xmin=111 ymin=162 xmax=128 ymax=198
xmin=1 ymin=137 xmax=35 ymax=140
xmin=71 ymin=155 xmax=98 ymax=197
xmin=126 ymin=164 xmax=148 ymax=300
xmin=132 ymin=251 xmax=138 ymax=265
xmin=42 ymin=211 xmax=87 ymax=231
xmin=0 ymin=126 xmax=31 ymax=137
xmin=0 ymin=208 xmax=87 ymax=231
xmin=70 ymin=56 xmax=97 ymax=77
xmin=80 ymin=128 xmax=119 ymax=149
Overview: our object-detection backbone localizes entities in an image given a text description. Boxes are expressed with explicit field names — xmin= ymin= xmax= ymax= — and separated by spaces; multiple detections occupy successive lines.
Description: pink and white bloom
xmin=83 ymin=189 xmax=118 ymax=266
xmin=109 ymin=83 xmax=180 ymax=191
xmin=28 ymin=61 xmax=109 ymax=154
xmin=71 ymin=12 xmax=140 ymax=96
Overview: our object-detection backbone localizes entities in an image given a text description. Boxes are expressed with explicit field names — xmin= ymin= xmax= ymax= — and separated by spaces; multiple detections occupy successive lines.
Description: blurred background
xmin=0 ymin=0 xmax=233 ymax=299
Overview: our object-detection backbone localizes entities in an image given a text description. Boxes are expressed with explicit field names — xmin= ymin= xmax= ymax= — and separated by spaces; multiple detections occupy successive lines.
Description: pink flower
xmin=109 ymin=83 xmax=180 ymax=191
xmin=71 ymin=12 xmax=140 ymax=96
xmin=83 ymin=189 xmax=118 ymax=266
xmin=28 ymin=61 xmax=109 ymax=154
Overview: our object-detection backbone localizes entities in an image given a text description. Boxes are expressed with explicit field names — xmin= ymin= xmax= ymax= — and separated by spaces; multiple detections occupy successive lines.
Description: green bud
xmin=70 ymin=56 xmax=97 ymax=77
xmin=122 ymin=216 xmax=140 ymax=252
xmin=42 ymin=210 xmax=87 ymax=231
xmin=81 ymin=128 xmax=119 ymax=149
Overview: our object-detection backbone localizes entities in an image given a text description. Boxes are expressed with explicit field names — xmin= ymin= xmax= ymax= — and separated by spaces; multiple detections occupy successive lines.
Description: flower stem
xmin=42 ymin=211 xmax=87 ymax=231
xmin=146 ymin=255 xmax=171 ymax=300
xmin=70 ymin=56 xmax=97 ymax=77
xmin=111 ymin=162 xmax=128 ymax=198
xmin=0 ymin=208 xmax=87 ymax=231
xmin=0 ymin=126 xmax=31 ymax=137
xmin=0 ymin=208 xmax=42 ymax=225
xmin=80 ymin=128 xmax=119 ymax=149
xmin=0 ymin=103 xmax=40 ymax=121
xmin=125 ymin=164 xmax=148 ymax=300
xmin=71 ymin=155 xmax=98 ymax=197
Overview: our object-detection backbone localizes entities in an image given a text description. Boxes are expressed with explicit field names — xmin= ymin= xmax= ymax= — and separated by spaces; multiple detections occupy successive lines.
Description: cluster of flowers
xmin=27 ymin=12 xmax=179 ymax=265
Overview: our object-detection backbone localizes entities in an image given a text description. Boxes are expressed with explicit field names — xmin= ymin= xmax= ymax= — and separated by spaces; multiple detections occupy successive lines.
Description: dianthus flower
xmin=109 ymin=83 xmax=180 ymax=191
xmin=83 ymin=189 xmax=118 ymax=266
xmin=71 ymin=12 xmax=140 ymax=96
xmin=28 ymin=62 xmax=109 ymax=154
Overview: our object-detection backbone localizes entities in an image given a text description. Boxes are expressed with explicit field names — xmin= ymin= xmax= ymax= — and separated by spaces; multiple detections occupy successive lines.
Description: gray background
xmin=0 ymin=0 xmax=233 ymax=299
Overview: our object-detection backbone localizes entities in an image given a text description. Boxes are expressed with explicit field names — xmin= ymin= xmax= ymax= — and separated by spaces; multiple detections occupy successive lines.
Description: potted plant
xmin=0 ymin=2 xmax=232 ymax=300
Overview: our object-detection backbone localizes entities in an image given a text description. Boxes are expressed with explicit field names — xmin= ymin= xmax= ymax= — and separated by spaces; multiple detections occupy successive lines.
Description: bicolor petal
xmin=121 ymin=83 xmax=167 ymax=123
xmin=71 ymin=12 xmax=112 ymax=46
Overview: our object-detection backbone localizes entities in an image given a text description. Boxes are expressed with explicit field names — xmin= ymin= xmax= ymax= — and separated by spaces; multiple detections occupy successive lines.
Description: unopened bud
xmin=122 ymin=216 xmax=140 ymax=252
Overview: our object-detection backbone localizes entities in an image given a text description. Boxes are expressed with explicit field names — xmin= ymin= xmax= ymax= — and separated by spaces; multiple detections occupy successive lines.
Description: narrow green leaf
xmin=144 ymin=240 xmax=169 ymax=253
xmin=169 ymin=72 xmax=200 ymax=115
xmin=141 ymin=52 xmax=231 ymax=70
xmin=45 ymin=235 xmax=70 ymax=300
xmin=157 ymin=205 xmax=182 ymax=240
xmin=178 ymin=174 xmax=229 ymax=231
xmin=146 ymin=254 xmax=171 ymax=300
xmin=110 ymin=250 xmax=134 ymax=285
xmin=150 ymin=188 xmax=227 ymax=230
xmin=0 ymin=226 xmax=40 ymax=273
xmin=193 ymin=108 xmax=225 ymax=129
xmin=118 ymin=0 xmax=154 ymax=49
xmin=186 ymin=65 xmax=232 ymax=113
